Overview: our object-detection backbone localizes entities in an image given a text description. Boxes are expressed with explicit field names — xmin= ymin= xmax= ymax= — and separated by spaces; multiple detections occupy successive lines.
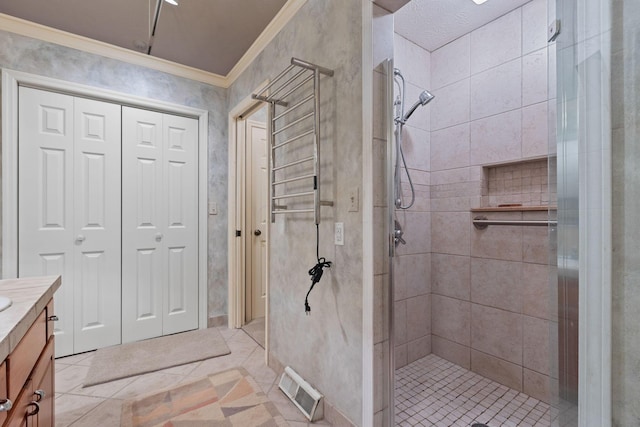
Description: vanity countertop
xmin=0 ymin=275 xmax=61 ymax=362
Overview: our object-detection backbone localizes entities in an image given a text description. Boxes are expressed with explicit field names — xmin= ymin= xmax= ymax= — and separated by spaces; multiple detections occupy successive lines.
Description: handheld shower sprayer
xmin=393 ymin=68 xmax=435 ymax=210
xmin=401 ymin=90 xmax=435 ymax=124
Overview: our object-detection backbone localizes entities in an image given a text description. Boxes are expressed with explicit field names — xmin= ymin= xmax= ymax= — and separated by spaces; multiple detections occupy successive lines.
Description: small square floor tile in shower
xmin=395 ymin=354 xmax=551 ymax=427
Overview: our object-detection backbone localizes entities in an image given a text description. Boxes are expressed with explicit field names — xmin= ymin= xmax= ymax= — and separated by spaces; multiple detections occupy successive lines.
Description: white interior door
xmin=122 ymin=107 xmax=164 ymax=343
xmin=122 ymin=107 xmax=198 ymax=342
xmin=18 ymin=87 xmax=75 ymax=356
xmin=18 ymin=87 xmax=121 ymax=356
xmin=72 ymin=97 xmax=122 ymax=353
xmin=247 ymin=120 xmax=267 ymax=320
xmin=162 ymin=113 xmax=198 ymax=335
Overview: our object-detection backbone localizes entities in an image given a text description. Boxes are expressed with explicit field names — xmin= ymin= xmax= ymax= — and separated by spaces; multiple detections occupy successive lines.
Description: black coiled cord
xmin=304 ymin=224 xmax=332 ymax=315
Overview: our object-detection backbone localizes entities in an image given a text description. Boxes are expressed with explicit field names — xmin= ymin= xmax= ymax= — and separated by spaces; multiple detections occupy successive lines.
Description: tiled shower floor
xmin=395 ymin=354 xmax=550 ymax=427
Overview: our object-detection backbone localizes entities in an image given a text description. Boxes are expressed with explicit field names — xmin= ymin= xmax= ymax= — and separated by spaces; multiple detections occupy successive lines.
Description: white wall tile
xmin=431 ymin=123 xmax=470 ymax=171
xmin=470 ymin=109 xmax=522 ymax=165
xmin=522 ymin=0 xmax=549 ymax=55
xmin=431 ymin=34 xmax=470 ymax=90
xmin=470 ymin=58 xmax=522 ymax=120
xmin=522 ymin=102 xmax=549 ymax=158
xmin=431 ymin=79 xmax=470 ymax=130
xmin=394 ymin=33 xmax=430 ymax=89
xmin=470 ymin=9 xmax=522 ymax=74
xmin=400 ymin=125 xmax=430 ymax=171
xmin=523 ymin=48 xmax=548 ymax=106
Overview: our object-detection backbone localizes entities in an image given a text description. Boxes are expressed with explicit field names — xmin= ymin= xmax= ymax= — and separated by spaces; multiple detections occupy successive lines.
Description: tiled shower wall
xmin=428 ymin=0 xmax=555 ymax=402
xmin=392 ymin=33 xmax=432 ymax=369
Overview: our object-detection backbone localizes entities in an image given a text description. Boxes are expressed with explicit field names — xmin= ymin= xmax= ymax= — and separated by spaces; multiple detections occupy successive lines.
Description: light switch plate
xmin=334 ymin=222 xmax=344 ymax=245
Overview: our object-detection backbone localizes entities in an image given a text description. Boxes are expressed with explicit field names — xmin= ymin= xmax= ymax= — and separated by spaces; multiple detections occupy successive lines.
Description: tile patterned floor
xmin=395 ymin=354 xmax=551 ymax=427
xmin=54 ymin=327 xmax=331 ymax=427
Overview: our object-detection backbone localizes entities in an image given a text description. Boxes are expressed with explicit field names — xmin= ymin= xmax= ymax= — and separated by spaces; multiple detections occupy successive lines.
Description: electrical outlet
xmin=334 ymin=222 xmax=344 ymax=245
xmin=349 ymin=187 xmax=359 ymax=212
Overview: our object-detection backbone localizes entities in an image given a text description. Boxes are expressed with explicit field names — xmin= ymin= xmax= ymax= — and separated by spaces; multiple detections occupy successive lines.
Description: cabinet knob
xmin=155 ymin=233 xmax=163 ymax=241
xmin=33 ymin=390 xmax=45 ymax=402
xmin=75 ymin=234 xmax=86 ymax=243
xmin=0 ymin=399 xmax=12 ymax=412
xmin=27 ymin=401 xmax=40 ymax=416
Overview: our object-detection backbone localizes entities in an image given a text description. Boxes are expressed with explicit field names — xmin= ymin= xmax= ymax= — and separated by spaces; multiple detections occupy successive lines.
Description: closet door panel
xmin=122 ymin=107 xmax=164 ymax=343
xmin=162 ymin=114 xmax=198 ymax=335
xmin=18 ymin=87 xmax=75 ymax=357
xmin=73 ymin=97 xmax=122 ymax=352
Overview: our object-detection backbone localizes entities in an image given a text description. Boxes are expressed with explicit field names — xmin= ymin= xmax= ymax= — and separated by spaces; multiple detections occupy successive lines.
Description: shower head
xmin=401 ymin=90 xmax=435 ymax=123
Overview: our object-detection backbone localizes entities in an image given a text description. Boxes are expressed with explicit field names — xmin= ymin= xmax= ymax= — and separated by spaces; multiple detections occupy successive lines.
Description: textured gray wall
xmin=0 ymin=30 xmax=229 ymax=320
xmin=611 ymin=0 xmax=640 ymax=424
xmin=228 ymin=0 xmax=364 ymax=424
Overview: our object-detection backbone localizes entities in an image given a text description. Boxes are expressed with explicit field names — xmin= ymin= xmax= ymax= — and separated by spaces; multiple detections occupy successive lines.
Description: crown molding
xmin=0 ymin=13 xmax=228 ymax=87
xmin=0 ymin=0 xmax=306 ymax=89
xmin=225 ymin=0 xmax=307 ymax=85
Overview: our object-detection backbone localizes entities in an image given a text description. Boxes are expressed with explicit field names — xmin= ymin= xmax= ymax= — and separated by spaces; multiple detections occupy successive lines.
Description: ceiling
xmin=0 ymin=0 xmax=535 ymax=79
xmin=0 ymin=0 xmax=287 ymax=76
xmin=394 ymin=0 xmax=533 ymax=52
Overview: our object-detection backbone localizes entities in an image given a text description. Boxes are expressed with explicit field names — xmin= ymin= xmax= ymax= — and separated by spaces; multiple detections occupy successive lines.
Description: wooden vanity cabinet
xmin=2 ymin=301 xmax=55 ymax=427
xmin=0 ymin=362 xmax=7 ymax=426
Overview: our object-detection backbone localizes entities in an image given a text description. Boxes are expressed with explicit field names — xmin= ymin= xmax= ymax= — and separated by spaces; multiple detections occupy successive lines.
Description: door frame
xmin=227 ymin=85 xmax=270 ymax=345
xmin=1 ymin=68 xmax=210 ymax=331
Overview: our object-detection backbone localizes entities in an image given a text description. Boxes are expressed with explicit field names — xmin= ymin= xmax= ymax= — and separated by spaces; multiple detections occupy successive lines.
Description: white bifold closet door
xmin=121 ymin=107 xmax=198 ymax=343
xmin=18 ymin=87 xmax=122 ymax=357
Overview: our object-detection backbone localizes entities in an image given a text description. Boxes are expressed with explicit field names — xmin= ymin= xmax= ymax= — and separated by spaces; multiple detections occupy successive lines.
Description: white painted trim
xmin=225 ymin=0 xmax=308 ymax=84
xmin=227 ymin=83 xmax=269 ymax=331
xmin=0 ymin=0 xmax=306 ymax=88
xmin=198 ymin=110 xmax=209 ymax=330
xmin=1 ymin=69 xmax=209 ymax=331
xmin=1 ymin=71 xmax=19 ymax=279
xmin=361 ymin=1 xmax=374 ymax=426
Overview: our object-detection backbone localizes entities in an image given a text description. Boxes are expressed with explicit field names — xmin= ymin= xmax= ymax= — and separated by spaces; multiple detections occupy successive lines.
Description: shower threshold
xmin=395 ymin=354 xmax=550 ymax=426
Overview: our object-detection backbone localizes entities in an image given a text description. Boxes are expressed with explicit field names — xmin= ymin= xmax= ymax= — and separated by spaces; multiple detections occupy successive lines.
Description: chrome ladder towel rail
xmin=252 ymin=57 xmax=334 ymax=224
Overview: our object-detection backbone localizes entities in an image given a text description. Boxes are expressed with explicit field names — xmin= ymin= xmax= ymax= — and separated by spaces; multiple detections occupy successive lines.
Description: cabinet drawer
xmin=4 ymin=378 xmax=33 ymax=427
xmin=0 ymin=361 xmax=7 ymax=426
xmin=7 ymin=310 xmax=46 ymax=402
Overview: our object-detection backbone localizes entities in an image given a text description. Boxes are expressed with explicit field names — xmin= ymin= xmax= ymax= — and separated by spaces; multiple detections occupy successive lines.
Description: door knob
xmin=254 ymin=229 xmax=262 ymax=236
xmin=75 ymin=234 xmax=86 ymax=242
xmin=0 ymin=399 xmax=12 ymax=412
xmin=155 ymin=233 xmax=163 ymax=241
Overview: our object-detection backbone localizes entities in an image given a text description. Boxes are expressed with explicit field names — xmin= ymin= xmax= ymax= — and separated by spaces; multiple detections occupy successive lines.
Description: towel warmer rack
xmin=252 ymin=57 xmax=334 ymax=224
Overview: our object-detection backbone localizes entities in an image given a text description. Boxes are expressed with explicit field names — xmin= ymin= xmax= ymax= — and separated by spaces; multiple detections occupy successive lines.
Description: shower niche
xmin=478 ymin=158 xmax=555 ymax=210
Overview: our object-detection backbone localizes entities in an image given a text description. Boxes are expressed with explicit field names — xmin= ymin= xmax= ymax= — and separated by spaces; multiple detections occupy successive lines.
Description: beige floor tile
xmin=69 ymin=375 xmax=136 ymax=398
xmin=56 ymin=365 xmax=90 ymax=393
xmin=55 ymin=329 xmax=331 ymax=426
xmin=55 ymin=394 xmax=105 ymax=427
xmin=244 ymin=347 xmax=278 ymax=384
xmin=68 ymin=398 xmax=124 ymax=427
